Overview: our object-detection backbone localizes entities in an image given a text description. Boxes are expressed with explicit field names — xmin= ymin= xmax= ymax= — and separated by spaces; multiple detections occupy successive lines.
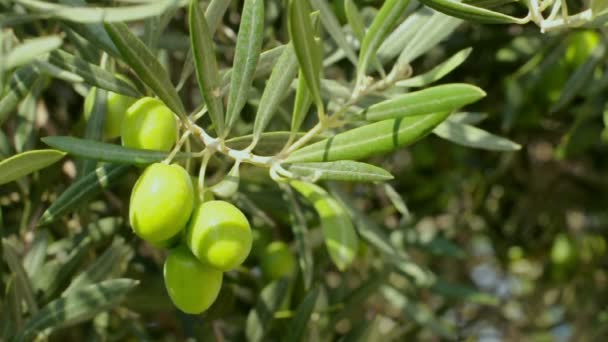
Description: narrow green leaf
xmin=252 ymin=45 xmax=299 ymax=144
xmin=287 ymin=161 xmax=394 ymax=182
xmin=393 ymin=9 xmax=462 ymax=67
xmin=47 ymin=50 xmax=140 ymax=97
xmin=377 ymin=8 xmax=433 ymax=62
xmin=551 ymin=43 xmax=606 ymax=113
xmin=285 ymin=287 xmax=320 ymax=342
xmin=433 ymin=120 xmax=521 ymax=151
xmin=42 ymin=136 xmax=188 ymax=165
xmin=79 ymin=88 xmax=107 ymax=178
xmin=418 ymin=0 xmax=526 ymax=24
xmin=0 ymin=149 xmax=66 ymax=185
xmin=288 ymin=0 xmax=324 ymax=115
xmin=310 ymin=0 xmax=357 ymax=65
xmin=189 ymin=0 xmax=225 ymax=135
xmin=6 ymin=36 xmax=63 ymax=70
xmin=39 ymin=164 xmax=131 ymax=225
xmin=447 ymin=111 xmax=487 ymax=125
xmin=210 ymin=163 xmax=240 ymax=198
xmin=177 ymin=0 xmax=233 ymax=90
xmin=283 ymin=186 xmax=314 ymax=290
xmin=16 ymin=279 xmax=138 ymax=342
xmin=344 ymin=0 xmax=385 ymax=76
xmin=362 ymin=84 xmax=485 ymax=121
xmin=0 ymin=66 xmax=39 ymax=126
xmin=246 ymin=279 xmax=290 ymax=342
xmin=331 ymin=271 xmax=388 ymax=324
xmin=105 ymin=22 xmax=186 ymax=117
xmin=431 ymin=279 xmax=499 ymax=306
xmin=62 ymin=21 xmax=120 ymax=59
xmin=286 ymin=112 xmax=451 ymax=163
xmin=397 ymin=47 xmax=472 ymax=87
xmin=225 ymin=0 xmax=264 ymax=134
xmin=23 ymin=232 xmax=49 ymax=278
xmin=290 ymin=73 xmax=313 ymax=136
xmin=290 ymin=181 xmax=358 ymax=271
xmin=356 ymin=0 xmax=410 ymax=87
xmin=381 ymin=286 xmax=456 ymax=338
xmin=63 ymin=238 xmax=133 ymax=295
xmin=330 ymin=185 xmax=436 ymax=286
xmin=14 ymin=0 xmax=186 ymax=23
xmin=3 ymin=241 xmax=39 ymax=314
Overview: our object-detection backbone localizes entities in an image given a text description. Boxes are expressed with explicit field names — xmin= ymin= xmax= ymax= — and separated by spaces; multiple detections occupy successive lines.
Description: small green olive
xmin=122 ymin=97 xmax=178 ymax=151
xmin=164 ymin=245 xmax=223 ymax=314
xmin=84 ymin=89 xmax=136 ymax=140
xmin=260 ymin=241 xmax=296 ymax=281
xmin=129 ymin=163 xmax=194 ymax=244
xmin=565 ymin=30 xmax=600 ymax=69
xmin=186 ymin=200 xmax=252 ymax=271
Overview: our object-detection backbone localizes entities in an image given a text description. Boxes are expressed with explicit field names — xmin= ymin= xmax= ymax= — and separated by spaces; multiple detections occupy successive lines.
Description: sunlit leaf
xmin=287 ymin=161 xmax=394 ymax=182
xmin=433 ymin=120 xmax=521 ymax=151
xmin=0 ymin=149 xmax=66 ymax=185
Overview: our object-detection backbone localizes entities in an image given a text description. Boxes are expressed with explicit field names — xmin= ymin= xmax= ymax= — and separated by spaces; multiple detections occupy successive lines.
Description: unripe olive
xmin=129 ymin=163 xmax=194 ymax=244
xmin=565 ymin=31 xmax=600 ymax=69
xmin=260 ymin=241 xmax=296 ymax=281
xmin=84 ymin=88 xmax=136 ymax=140
xmin=122 ymin=97 xmax=178 ymax=151
xmin=164 ymin=245 xmax=223 ymax=314
xmin=186 ymin=200 xmax=252 ymax=271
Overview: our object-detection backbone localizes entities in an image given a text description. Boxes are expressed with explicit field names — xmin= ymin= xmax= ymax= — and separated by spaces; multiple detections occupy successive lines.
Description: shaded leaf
xmin=225 ymin=0 xmax=264 ymax=134
xmin=47 ymin=50 xmax=140 ymax=97
xmin=285 ymin=286 xmax=320 ymax=342
xmin=310 ymin=0 xmax=358 ymax=65
xmin=290 ymin=181 xmax=358 ymax=271
xmin=16 ymin=279 xmax=138 ymax=342
xmin=42 ymin=136 xmax=188 ymax=165
xmin=189 ymin=0 xmax=225 ymax=135
xmin=433 ymin=120 xmax=521 ymax=151
xmin=3 ymin=240 xmax=39 ymax=314
xmin=105 ymin=22 xmax=186 ymax=117
xmin=397 ymin=47 xmax=472 ymax=87
xmin=39 ymin=164 xmax=131 ymax=225
xmin=6 ymin=36 xmax=63 ymax=70
xmin=246 ymin=279 xmax=290 ymax=342
xmin=283 ymin=186 xmax=314 ymax=289
xmin=0 ymin=149 xmax=66 ymax=185
xmin=0 ymin=66 xmax=39 ymax=126
xmin=288 ymin=0 xmax=324 ymax=115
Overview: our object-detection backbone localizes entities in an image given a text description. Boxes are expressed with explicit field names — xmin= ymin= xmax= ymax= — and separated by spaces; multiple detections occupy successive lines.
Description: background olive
xmin=122 ymin=97 xmax=178 ymax=151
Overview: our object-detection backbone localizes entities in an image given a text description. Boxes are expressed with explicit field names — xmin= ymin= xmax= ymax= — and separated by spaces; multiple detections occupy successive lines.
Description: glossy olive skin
xmin=129 ymin=163 xmax=194 ymax=244
xmin=164 ymin=245 xmax=223 ymax=314
xmin=186 ymin=200 xmax=252 ymax=271
xmin=84 ymin=88 xmax=136 ymax=140
xmin=122 ymin=97 xmax=178 ymax=151
xmin=260 ymin=241 xmax=296 ymax=281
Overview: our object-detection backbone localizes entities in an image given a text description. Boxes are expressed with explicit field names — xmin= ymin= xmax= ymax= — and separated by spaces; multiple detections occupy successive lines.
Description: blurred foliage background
xmin=1 ymin=0 xmax=608 ymax=341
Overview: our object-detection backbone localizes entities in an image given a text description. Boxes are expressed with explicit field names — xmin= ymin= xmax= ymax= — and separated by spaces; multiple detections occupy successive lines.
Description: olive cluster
xmin=85 ymin=93 xmax=254 ymax=314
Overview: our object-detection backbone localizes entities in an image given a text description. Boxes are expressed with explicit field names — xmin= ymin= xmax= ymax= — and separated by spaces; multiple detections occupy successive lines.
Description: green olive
xmin=122 ymin=97 xmax=178 ymax=151
xmin=186 ymin=200 xmax=252 ymax=271
xmin=84 ymin=89 xmax=136 ymax=140
xmin=129 ymin=163 xmax=194 ymax=244
xmin=260 ymin=241 xmax=296 ymax=281
xmin=164 ymin=245 xmax=223 ymax=314
xmin=565 ymin=30 xmax=600 ymax=69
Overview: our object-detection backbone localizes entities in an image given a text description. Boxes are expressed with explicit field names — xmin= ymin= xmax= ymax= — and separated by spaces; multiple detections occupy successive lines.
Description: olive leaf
xmin=39 ymin=164 xmax=131 ymax=226
xmin=361 ymin=84 xmax=485 ymax=121
xmin=418 ymin=0 xmax=526 ymax=24
xmin=287 ymin=161 xmax=394 ymax=182
xmin=189 ymin=0 xmax=225 ymax=135
xmin=397 ymin=47 xmax=472 ymax=88
xmin=0 ymin=149 xmax=66 ymax=185
xmin=246 ymin=279 xmax=290 ymax=342
xmin=15 ymin=279 xmax=138 ymax=342
xmin=252 ymin=45 xmax=299 ymax=145
xmin=46 ymin=50 xmax=140 ymax=97
xmin=290 ymin=72 xmax=313 ymax=137
xmin=288 ymin=0 xmax=324 ymax=116
xmin=310 ymin=0 xmax=358 ymax=65
xmin=225 ymin=0 xmax=264 ymax=134
xmin=433 ymin=120 xmax=521 ymax=151
xmin=104 ymin=22 xmax=186 ymax=118
xmin=0 ymin=66 xmax=39 ymax=126
xmin=285 ymin=286 xmax=320 ymax=342
xmin=356 ymin=0 xmax=410 ymax=87
xmin=290 ymin=180 xmax=359 ymax=271
xmin=5 ymin=35 xmax=63 ymax=70
xmin=42 ymin=136 xmax=188 ymax=165
xmin=286 ymin=112 xmax=451 ymax=163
